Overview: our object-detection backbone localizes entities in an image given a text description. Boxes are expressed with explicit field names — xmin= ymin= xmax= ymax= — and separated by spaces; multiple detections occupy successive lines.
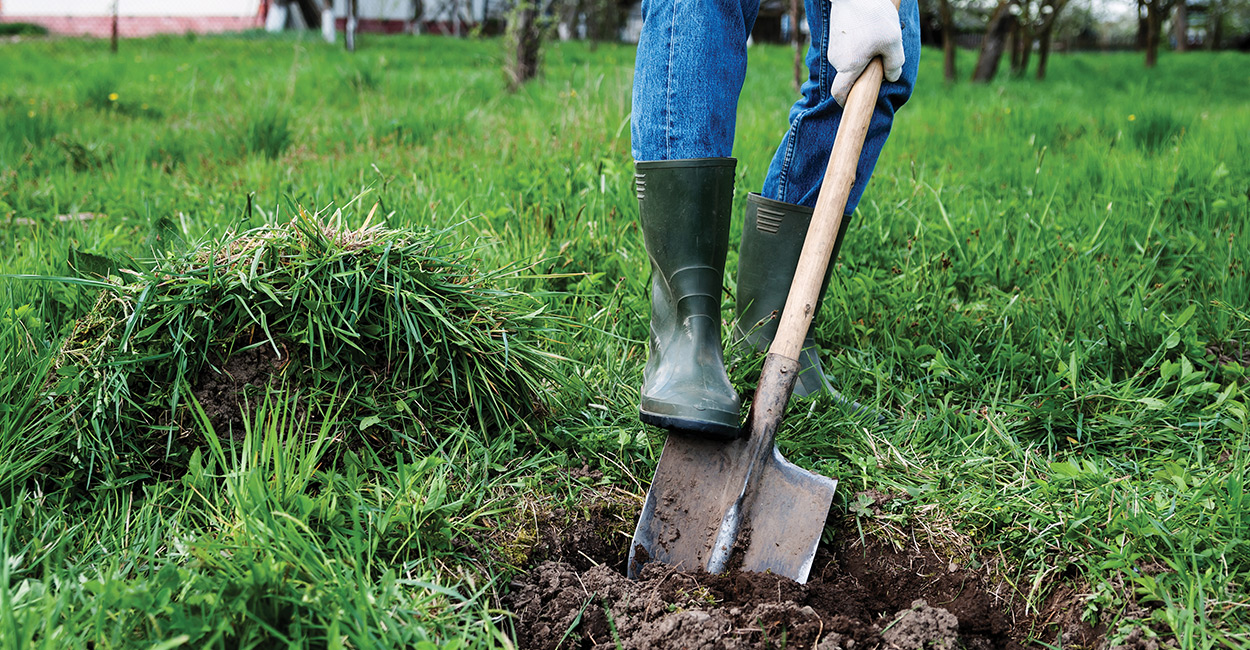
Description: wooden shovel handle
xmin=768 ymin=6 xmax=900 ymax=362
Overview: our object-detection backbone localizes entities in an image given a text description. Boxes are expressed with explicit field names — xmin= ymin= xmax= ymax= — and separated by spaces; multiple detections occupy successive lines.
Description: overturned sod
xmin=46 ymin=210 xmax=561 ymax=482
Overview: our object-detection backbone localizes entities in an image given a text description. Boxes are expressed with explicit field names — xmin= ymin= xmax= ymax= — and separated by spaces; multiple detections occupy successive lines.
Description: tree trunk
xmin=587 ymin=0 xmax=621 ymax=42
xmin=1209 ymin=5 xmax=1223 ymax=49
xmin=1035 ymin=24 xmax=1054 ymax=78
xmin=1007 ymin=22 xmax=1021 ymax=73
xmin=1144 ymin=0 xmax=1160 ymax=66
xmin=320 ymin=0 xmax=336 ymax=42
xmin=346 ymin=0 xmax=358 ymax=52
xmin=972 ymin=1 xmax=1017 ymax=82
xmin=557 ymin=0 xmax=581 ymax=40
xmin=938 ymin=0 xmax=956 ymax=81
xmin=1173 ymin=1 xmax=1187 ymax=51
xmin=1017 ymin=21 xmax=1034 ymax=76
xmin=110 ymin=0 xmax=119 ymax=53
xmin=508 ymin=0 xmax=544 ymax=89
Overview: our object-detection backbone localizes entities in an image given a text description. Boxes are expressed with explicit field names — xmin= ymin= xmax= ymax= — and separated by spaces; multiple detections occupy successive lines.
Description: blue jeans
xmin=631 ymin=0 xmax=920 ymax=212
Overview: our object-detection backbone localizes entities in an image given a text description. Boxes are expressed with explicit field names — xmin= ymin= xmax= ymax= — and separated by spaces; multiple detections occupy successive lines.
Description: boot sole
xmin=639 ymin=408 xmax=741 ymax=440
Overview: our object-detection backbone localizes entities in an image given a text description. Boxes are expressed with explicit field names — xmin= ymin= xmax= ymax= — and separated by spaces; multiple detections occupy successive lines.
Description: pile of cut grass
xmin=47 ymin=206 xmax=560 ymax=483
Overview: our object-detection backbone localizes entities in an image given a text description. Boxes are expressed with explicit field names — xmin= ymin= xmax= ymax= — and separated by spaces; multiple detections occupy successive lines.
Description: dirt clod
xmin=525 ymin=499 xmax=635 ymax=574
xmin=881 ymin=600 xmax=959 ymax=650
xmin=505 ymin=489 xmax=1167 ymax=650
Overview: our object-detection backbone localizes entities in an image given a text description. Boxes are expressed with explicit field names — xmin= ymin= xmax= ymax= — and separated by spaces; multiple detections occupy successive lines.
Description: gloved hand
xmin=826 ymin=0 xmax=905 ymax=106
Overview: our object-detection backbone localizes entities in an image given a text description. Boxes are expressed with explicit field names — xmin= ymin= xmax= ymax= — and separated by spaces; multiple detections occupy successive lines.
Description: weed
xmin=1126 ymin=109 xmax=1190 ymax=153
xmin=54 ymin=136 xmax=108 ymax=172
xmin=245 ymin=106 xmax=294 ymax=159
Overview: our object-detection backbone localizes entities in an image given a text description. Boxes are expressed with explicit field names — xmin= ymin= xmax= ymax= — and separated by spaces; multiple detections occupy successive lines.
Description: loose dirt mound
xmin=507 ymin=515 xmax=1022 ymax=650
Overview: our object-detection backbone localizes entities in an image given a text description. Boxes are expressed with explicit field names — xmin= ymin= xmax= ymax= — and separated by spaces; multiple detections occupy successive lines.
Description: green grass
xmin=1 ymin=34 xmax=1248 ymax=648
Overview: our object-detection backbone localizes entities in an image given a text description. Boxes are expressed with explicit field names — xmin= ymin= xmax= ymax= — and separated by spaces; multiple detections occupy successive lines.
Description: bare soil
xmin=192 ymin=343 xmax=291 ymax=435
xmin=505 ymin=492 xmax=1129 ymax=650
xmin=1208 ymin=340 xmax=1250 ymax=368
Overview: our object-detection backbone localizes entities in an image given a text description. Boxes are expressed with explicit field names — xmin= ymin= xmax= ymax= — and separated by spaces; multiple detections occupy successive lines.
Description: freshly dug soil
xmin=509 ymin=558 xmax=988 ymax=650
xmin=507 ymin=509 xmax=1024 ymax=650
xmin=501 ymin=481 xmax=1157 ymax=650
xmin=192 ymin=343 xmax=290 ymax=435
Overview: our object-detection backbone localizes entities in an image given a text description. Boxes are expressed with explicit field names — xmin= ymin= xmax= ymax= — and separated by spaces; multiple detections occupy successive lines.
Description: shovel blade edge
xmin=737 ymin=447 xmax=837 ymax=583
xmin=629 ymin=434 xmax=837 ymax=584
xmin=628 ymin=433 xmax=750 ymax=579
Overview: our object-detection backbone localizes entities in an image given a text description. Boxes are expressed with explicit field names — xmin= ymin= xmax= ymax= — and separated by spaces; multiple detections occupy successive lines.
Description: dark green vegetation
xmin=1 ymin=35 xmax=1248 ymax=647
xmin=0 ymin=23 xmax=49 ymax=37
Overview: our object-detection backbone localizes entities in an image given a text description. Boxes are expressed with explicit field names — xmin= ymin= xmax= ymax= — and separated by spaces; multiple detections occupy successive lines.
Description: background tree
xmin=552 ymin=0 xmax=622 ymax=44
xmin=1138 ymin=0 xmax=1177 ymax=66
xmin=1192 ymin=0 xmax=1250 ymax=49
xmin=1007 ymin=0 xmax=1030 ymax=74
xmin=936 ymin=0 xmax=959 ymax=80
xmin=1003 ymin=0 xmax=1073 ymax=77
xmin=1207 ymin=0 xmax=1226 ymax=47
xmin=507 ymin=0 xmax=552 ymax=89
xmin=971 ymin=0 xmax=1019 ymax=81
xmin=970 ymin=0 xmax=1074 ymax=81
xmin=1174 ymin=0 xmax=1189 ymax=50
xmin=346 ymin=0 xmax=359 ymax=52
xmin=921 ymin=0 xmax=984 ymax=81
xmin=110 ymin=0 xmax=120 ymax=53
xmin=555 ymin=0 xmax=584 ymax=39
xmin=1031 ymin=0 xmax=1072 ymax=79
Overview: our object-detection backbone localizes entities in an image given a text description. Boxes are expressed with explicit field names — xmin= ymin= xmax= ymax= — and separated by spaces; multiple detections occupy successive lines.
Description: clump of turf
xmin=49 ymin=208 xmax=560 ymax=482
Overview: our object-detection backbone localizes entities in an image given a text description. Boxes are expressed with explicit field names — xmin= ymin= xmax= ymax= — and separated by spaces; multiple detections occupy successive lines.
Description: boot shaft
xmin=635 ymin=158 xmax=740 ymax=438
xmin=736 ymin=192 xmax=850 ymax=348
xmin=636 ymin=158 xmax=736 ymax=322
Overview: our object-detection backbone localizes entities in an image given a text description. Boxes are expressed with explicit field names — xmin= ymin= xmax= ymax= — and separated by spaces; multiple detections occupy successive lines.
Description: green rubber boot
xmin=734 ymin=193 xmax=858 ymax=402
xmin=636 ymin=158 xmax=740 ymax=439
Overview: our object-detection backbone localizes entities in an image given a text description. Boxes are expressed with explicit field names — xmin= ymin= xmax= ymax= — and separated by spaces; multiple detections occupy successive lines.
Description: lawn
xmin=1 ymin=32 xmax=1248 ymax=648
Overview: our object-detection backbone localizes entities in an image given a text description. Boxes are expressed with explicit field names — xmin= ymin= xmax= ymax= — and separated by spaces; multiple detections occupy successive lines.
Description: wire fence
xmin=1 ymin=14 xmax=264 ymax=39
xmin=1 ymin=1 xmax=267 ymax=40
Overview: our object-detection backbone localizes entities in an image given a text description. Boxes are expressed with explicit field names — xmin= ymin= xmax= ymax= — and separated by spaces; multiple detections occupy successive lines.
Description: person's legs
xmin=631 ymin=0 xmax=761 ymax=161
xmin=762 ymin=0 xmax=921 ymax=208
xmin=631 ymin=0 xmax=760 ymax=437
xmin=636 ymin=159 xmax=740 ymax=437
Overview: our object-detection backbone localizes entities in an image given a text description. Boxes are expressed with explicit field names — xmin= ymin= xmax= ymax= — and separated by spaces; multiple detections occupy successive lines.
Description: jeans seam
xmin=776 ymin=115 xmax=800 ymax=202
xmin=817 ymin=0 xmax=830 ymax=102
xmin=663 ymin=0 xmax=680 ymax=159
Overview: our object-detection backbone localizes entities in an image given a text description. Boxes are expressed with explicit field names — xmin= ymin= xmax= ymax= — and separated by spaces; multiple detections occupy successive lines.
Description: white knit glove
xmin=826 ymin=0 xmax=905 ymax=106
